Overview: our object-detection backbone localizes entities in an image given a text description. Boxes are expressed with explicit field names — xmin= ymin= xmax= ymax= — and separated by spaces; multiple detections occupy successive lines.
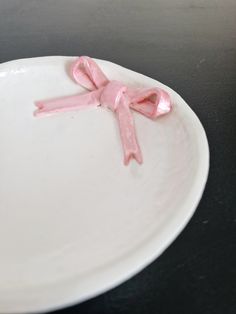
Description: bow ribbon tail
xmin=34 ymin=89 xmax=102 ymax=117
xmin=115 ymin=97 xmax=143 ymax=165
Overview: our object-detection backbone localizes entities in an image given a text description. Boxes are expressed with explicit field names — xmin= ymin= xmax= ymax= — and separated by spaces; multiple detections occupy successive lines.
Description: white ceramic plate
xmin=0 ymin=56 xmax=209 ymax=313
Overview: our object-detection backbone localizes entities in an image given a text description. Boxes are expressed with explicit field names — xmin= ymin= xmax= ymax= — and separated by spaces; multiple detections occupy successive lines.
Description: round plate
xmin=0 ymin=56 xmax=209 ymax=313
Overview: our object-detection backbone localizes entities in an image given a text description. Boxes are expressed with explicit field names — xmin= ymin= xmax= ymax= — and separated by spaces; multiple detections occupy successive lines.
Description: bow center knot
xmin=100 ymin=80 xmax=128 ymax=112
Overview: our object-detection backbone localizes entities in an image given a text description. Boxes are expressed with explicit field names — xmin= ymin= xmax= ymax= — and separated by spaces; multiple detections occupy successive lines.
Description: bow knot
xmin=35 ymin=56 xmax=172 ymax=165
xmin=100 ymin=80 xmax=128 ymax=112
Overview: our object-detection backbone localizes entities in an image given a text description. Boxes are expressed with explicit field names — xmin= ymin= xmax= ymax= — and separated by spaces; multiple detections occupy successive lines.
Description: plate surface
xmin=0 ymin=56 xmax=209 ymax=313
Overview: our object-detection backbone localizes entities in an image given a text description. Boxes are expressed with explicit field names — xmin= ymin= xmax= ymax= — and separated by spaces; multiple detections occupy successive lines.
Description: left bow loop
xmin=71 ymin=56 xmax=109 ymax=90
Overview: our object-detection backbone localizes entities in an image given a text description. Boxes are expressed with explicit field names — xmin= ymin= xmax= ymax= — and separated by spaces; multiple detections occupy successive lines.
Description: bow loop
xmin=71 ymin=56 xmax=109 ymax=91
xmin=129 ymin=88 xmax=171 ymax=119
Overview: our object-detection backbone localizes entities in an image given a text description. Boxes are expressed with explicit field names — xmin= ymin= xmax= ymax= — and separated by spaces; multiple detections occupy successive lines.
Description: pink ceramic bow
xmin=35 ymin=56 xmax=172 ymax=165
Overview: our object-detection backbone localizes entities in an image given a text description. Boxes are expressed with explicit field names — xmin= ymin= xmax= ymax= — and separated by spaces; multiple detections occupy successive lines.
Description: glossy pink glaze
xmin=35 ymin=56 xmax=172 ymax=165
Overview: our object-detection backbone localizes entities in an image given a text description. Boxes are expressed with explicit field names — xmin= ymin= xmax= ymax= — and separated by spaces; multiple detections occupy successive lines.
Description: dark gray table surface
xmin=0 ymin=1 xmax=235 ymax=313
